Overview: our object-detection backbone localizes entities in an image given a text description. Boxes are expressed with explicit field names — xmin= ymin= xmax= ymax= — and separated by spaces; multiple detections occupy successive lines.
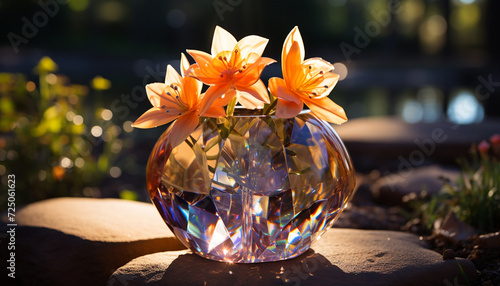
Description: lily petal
xmin=186 ymin=50 xmax=213 ymax=68
xmin=132 ymin=107 xmax=178 ymax=128
xmin=165 ymin=65 xmax=182 ymax=86
xmin=236 ymin=57 xmax=276 ymax=87
xmin=283 ymin=41 xmax=303 ymax=85
xmin=309 ymin=71 xmax=339 ymax=98
xmin=200 ymin=104 xmax=226 ymax=117
xmin=214 ymin=88 xmax=237 ymax=107
xmin=212 ymin=51 xmax=234 ymax=74
xmin=275 ymin=87 xmax=304 ymax=118
xmin=187 ymin=64 xmax=222 ymax=85
xmin=305 ymin=96 xmax=347 ymax=124
xmin=302 ymin=57 xmax=333 ymax=72
xmin=282 ymin=27 xmax=304 ymax=79
xmin=199 ymin=83 xmax=232 ymax=114
xmin=167 ymin=111 xmax=201 ymax=147
xmin=146 ymin=83 xmax=186 ymax=110
xmin=186 ymin=50 xmax=221 ymax=84
xmin=180 ymin=53 xmax=190 ymax=76
xmin=237 ymin=79 xmax=270 ymax=105
xmin=237 ymin=35 xmax=269 ymax=58
xmin=211 ymin=26 xmax=237 ymax=56
xmin=268 ymin=77 xmax=301 ymax=105
xmin=145 ymin=82 xmax=167 ymax=108
xmin=238 ymin=91 xmax=265 ymax=109
xmin=182 ymin=76 xmax=202 ymax=108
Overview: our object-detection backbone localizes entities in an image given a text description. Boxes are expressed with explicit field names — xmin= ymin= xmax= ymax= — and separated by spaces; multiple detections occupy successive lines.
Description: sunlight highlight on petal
xmin=132 ymin=108 xmax=178 ymax=128
xmin=238 ymin=79 xmax=270 ymax=105
xmin=211 ymin=26 xmax=238 ymax=56
xmin=306 ymin=97 xmax=347 ymax=124
xmin=167 ymin=111 xmax=200 ymax=147
xmin=187 ymin=26 xmax=275 ymax=109
xmin=165 ymin=65 xmax=182 ymax=86
xmin=270 ymin=26 xmax=347 ymax=123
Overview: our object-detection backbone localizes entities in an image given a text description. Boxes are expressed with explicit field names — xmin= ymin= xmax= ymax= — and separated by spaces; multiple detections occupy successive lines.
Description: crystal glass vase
xmin=146 ymin=110 xmax=356 ymax=263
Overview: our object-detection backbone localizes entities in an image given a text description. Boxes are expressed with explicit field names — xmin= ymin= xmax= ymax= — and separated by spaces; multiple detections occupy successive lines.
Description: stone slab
xmin=334 ymin=116 xmax=500 ymax=171
xmin=108 ymin=229 xmax=478 ymax=286
xmin=371 ymin=164 xmax=460 ymax=206
xmin=0 ymin=198 xmax=185 ymax=286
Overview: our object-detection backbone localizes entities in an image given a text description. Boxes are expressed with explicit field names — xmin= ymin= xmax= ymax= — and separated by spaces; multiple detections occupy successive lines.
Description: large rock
xmin=0 ymin=198 xmax=185 ymax=286
xmin=371 ymin=164 xmax=460 ymax=206
xmin=108 ymin=229 xmax=478 ymax=286
xmin=334 ymin=116 xmax=500 ymax=171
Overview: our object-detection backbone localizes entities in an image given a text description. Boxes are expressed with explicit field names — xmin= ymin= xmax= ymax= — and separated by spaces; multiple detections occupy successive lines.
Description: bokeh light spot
xmin=110 ymin=166 xmax=122 ymax=178
xmin=101 ymin=109 xmax=113 ymax=120
xmin=66 ymin=111 xmax=76 ymax=121
xmin=61 ymin=157 xmax=73 ymax=168
xmin=417 ymin=87 xmax=443 ymax=122
xmin=73 ymin=115 xmax=84 ymax=125
xmin=91 ymin=126 xmax=103 ymax=137
xmin=457 ymin=0 xmax=475 ymax=4
xmin=38 ymin=170 xmax=46 ymax=181
xmin=419 ymin=15 xmax=447 ymax=54
xmin=26 ymin=81 xmax=36 ymax=92
xmin=68 ymin=94 xmax=79 ymax=105
xmin=7 ymin=150 xmax=18 ymax=160
xmin=447 ymin=91 xmax=484 ymax=124
xmin=46 ymin=73 xmax=57 ymax=85
xmin=333 ymin=63 xmax=348 ymax=81
xmin=111 ymin=140 xmax=123 ymax=154
xmin=167 ymin=9 xmax=186 ymax=28
xmin=426 ymin=15 xmax=447 ymax=37
xmin=92 ymin=76 xmax=111 ymax=90
xmin=123 ymin=121 xmax=134 ymax=132
xmin=68 ymin=0 xmax=89 ymax=12
xmin=75 ymin=158 xmax=85 ymax=168
xmin=98 ymin=1 xmax=127 ymax=22
xmin=397 ymin=0 xmax=425 ymax=25
xmin=402 ymin=99 xmax=424 ymax=123
xmin=450 ymin=4 xmax=480 ymax=30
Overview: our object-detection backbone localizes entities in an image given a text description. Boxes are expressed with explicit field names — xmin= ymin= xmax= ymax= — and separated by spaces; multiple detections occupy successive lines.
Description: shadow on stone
xmin=108 ymin=249 xmax=396 ymax=286
xmin=0 ymin=225 xmax=185 ymax=286
xmin=0 ymin=198 xmax=187 ymax=286
xmin=108 ymin=229 xmax=479 ymax=286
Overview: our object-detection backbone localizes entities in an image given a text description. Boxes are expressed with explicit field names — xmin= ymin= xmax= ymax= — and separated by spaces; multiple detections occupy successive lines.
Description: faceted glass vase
xmin=147 ymin=110 xmax=356 ymax=263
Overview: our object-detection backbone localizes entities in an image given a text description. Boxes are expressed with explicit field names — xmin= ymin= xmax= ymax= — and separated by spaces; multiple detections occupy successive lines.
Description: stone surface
xmin=371 ymin=164 xmax=460 ymax=206
xmin=108 ymin=228 xmax=478 ymax=286
xmin=334 ymin=116 xmax=500 ymax=171
xmin=0 ymin=198 xmax=185 ymax=286
xmin=478 ymin=231 xmax=500 ymax=249
xmin=434 ymin=212 xmax=478 ymax=243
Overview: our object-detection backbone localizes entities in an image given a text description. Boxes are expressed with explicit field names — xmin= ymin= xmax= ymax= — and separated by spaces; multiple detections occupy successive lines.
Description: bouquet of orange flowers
xmin=133 ymin=26 xmax=347 ymax=147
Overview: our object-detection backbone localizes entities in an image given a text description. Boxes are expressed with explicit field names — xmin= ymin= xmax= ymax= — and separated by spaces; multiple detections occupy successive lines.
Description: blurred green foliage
xmin=417 ymin=136 xmax=500 ymax=234
xmin=0 ymin=57 xmax=130 ymax=209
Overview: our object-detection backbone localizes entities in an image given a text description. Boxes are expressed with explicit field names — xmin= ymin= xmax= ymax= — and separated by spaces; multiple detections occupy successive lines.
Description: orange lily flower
xmin=186 ymin=26 xmax=276 ymax=111
xmin=132 ymin=54 xmax=226 ymax=147
xmin=268 ymin=27 xmax=347 ymax=124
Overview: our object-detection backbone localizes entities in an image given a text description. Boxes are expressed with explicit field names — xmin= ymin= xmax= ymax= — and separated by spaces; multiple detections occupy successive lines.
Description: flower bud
xmin=478 ymin=140 xmax=490 ymax=155
xmin=490 ymin=134 xmax=500 ymax=147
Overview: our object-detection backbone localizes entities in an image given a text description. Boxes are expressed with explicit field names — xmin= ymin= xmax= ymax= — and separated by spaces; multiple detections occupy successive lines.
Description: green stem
xmin=263 ymin=98 xmax=277 ymax=116
xmin=226 ymin=96 xmax=238 ymax=117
